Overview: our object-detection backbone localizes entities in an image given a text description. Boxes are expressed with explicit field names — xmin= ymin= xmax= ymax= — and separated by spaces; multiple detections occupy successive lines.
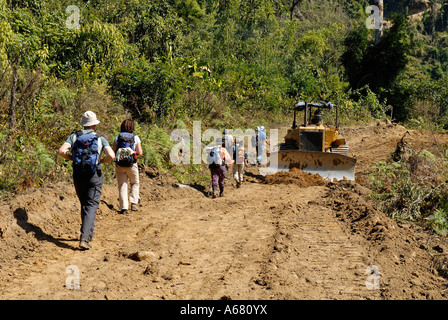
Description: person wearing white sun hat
xmin=58 ymin=111 xmax=115 ymax=250
xmin=252 ymin=126 xmax=267 ymax=165
xmin=80 ymin=110 xmax=101 ymax=126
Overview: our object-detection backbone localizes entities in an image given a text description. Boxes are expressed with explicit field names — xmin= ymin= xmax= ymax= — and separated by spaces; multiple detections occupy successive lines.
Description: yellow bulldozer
xmin=266 ymin=101 xmax=357 ymax=181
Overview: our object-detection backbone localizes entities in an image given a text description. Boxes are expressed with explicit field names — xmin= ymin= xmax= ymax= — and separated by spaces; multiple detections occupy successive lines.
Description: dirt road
xmin=1 ymin=122 xmax=448 ymax=300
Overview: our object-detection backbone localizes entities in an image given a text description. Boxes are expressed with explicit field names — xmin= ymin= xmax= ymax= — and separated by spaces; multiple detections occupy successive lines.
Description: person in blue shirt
xmin=58 ymin=111 xmax=115 ymax=250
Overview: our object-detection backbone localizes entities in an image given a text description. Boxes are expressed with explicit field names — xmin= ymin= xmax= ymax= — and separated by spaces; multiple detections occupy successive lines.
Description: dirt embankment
xmin=0 ymin=122 xmax=448 ymax=300
xmin=341 ymin=122 xmax=448 ymax=186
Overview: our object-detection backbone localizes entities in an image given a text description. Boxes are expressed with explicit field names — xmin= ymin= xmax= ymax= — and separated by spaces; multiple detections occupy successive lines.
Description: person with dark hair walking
xmin=58 ymin=111 xmax=115 ymax=250
xmin=207 ymin=142 xmax=233 ymax=198
xmin=112 ymin=119 xmax=143 ymax=214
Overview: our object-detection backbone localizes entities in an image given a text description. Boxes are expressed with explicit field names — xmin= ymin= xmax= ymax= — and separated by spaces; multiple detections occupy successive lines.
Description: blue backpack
xmin=116 ymin=132 xmax=135 ymax=167
xmin=72 ymin=131 xmax=101 ymax=175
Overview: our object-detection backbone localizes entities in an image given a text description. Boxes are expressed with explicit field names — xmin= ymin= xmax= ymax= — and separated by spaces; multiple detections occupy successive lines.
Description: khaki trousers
xmin=233 ymin=163 xmax=244 ymax=183
xmin=116 ymin=163 xmax=139 ymax=210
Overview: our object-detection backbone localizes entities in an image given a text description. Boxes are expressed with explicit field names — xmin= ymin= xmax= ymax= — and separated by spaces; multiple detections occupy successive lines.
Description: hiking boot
xmin=119 ymin=209 xmax=128 ymax=215
xmin=212 ymin=190 xmax=217 ymax=199
xmin=79 ymin=239 xmax=92 ymax=250
xmin=89 ymin=227 xmax=96 ymax=241
xmin=131 ymin=204 xmax=138 ymax=211
xmin=219 ymin=190 xmax=224 ymax=197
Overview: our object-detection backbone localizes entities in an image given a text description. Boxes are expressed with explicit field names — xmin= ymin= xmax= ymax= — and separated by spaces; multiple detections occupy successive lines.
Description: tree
xmin=342 ymin=14 xmax=412 ymax=92
xmin=366 ymin=13 xmax=412 ymax=91
xmin=289 ymin=0 xmax=303 ymax=20
xmin=341 ymin=26 xmax=369 ymax=89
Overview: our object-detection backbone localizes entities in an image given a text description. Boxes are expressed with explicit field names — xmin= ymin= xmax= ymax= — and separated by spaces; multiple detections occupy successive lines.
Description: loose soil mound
xmin=263 ymin=168 xmax=327 ymax=187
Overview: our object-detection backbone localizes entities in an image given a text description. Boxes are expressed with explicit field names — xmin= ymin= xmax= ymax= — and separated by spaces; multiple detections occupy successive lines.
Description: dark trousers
xmin=210 ymin=165 xmax=226 ymax=192
xmin=73 ymin=170 xmax=103 ymax=241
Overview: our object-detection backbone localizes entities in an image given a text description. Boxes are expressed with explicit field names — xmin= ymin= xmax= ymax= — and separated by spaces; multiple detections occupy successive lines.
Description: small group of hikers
xmin=207 ymin=126 xmax=267 ymax=199
xmin=58 ymin=111 xmax=268 ymax=249
xmin=58 ymin=111 xmax=142 ymax=250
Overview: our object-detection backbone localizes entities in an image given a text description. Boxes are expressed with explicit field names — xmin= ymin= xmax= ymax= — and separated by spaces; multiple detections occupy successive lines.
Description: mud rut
xmin=1 ymin=122 xmax=448 ymax=300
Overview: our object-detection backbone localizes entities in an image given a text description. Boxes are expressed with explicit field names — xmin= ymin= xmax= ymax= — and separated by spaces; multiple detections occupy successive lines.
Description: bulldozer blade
xmin=262 ymin=150 xmax=357 ymax=181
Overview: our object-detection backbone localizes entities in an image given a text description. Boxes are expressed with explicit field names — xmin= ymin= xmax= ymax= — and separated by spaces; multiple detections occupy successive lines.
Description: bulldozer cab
xmin=285 ymin=101 xmax=346 ymax=155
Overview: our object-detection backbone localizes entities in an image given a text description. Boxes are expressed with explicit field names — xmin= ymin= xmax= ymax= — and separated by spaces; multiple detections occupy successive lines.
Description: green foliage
xmin=339 ymin=0 xmax=368 ymax=19
xmin=0 ymin=131 xmax=59 ymax=193
xmin=71 ymin=21 xmax=125 ymax=72
xmin=421 ymin=1 xmax=448 ymax=34
xmin=342 ymin=14 xmax=412 ymax=92
xmin=425 ymin=193 xmax=448 ymax=236
xmin=170 ymin=163 xmax=210 ymax=186
xmin=109 ymin=58 xmax=184 ymax=123
xmin=2 ymin=0 xmax=448 ymax=195
xmin=369 ymin=146 xmax=448 ymax=235
xmin=426 ymin=209 xmax=448 ymax=236
xmin=342 ymin=15 xmax=413 ymax=120
xmin=136 ymin=124 xmax=175 ymax=169
xmin=341 ymin=26 xmax=369 ymax=88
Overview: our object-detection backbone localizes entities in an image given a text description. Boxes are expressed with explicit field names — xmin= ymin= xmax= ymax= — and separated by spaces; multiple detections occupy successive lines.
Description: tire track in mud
xmin=0 ymin=183 xmax=409 ymax=299
xmin=253 ymin=186 xmax=382 ymax=299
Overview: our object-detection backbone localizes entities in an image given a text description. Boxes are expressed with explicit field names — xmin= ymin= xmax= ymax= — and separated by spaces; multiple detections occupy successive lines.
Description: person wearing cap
xmin=58 ymin=111 xmax=115 ymax=250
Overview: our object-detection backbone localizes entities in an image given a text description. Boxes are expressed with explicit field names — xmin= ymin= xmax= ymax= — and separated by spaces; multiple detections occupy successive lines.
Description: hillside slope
xmin=0 ymin=122 xmax=448 ymax=300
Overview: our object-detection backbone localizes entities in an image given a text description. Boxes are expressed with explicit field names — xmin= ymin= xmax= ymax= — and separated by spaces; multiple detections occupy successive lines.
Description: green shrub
xmin=136 ymin=124 xmax=175 ymax=169
xmin=426 ymin=209 xmax=448 ymax=236
xmin=109 ymin=58 xmax=184 ymax=124
xmin=0 ymin=132 xmax=59 ymax=193
xmin=369 ymin=145 xmax=448 ymax=235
